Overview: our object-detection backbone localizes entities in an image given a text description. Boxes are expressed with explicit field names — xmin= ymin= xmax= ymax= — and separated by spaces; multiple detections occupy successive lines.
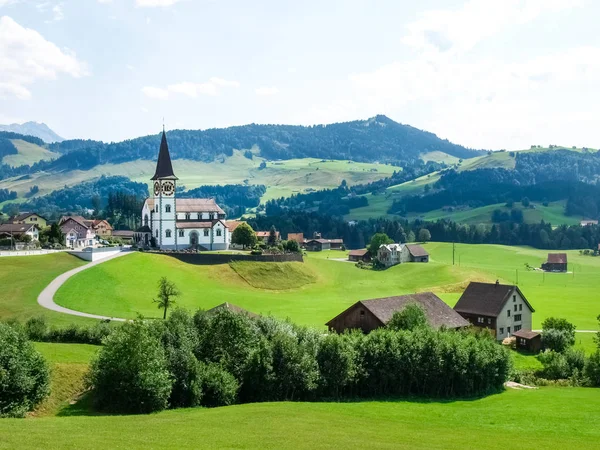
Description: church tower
xmin=151 ymin=128 xmax=178 ymax=249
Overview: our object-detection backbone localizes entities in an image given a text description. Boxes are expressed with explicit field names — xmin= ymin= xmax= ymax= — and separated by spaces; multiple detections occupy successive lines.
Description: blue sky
xmin=1 ymin=0 xmax=600 ymax=150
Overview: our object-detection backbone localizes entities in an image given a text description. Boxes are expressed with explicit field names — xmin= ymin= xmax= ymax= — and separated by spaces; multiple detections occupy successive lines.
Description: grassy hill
xmin=52 ymin=244 xmax=600 ymax=331
xmin=1 ymin=139 xmax=59 ymax=166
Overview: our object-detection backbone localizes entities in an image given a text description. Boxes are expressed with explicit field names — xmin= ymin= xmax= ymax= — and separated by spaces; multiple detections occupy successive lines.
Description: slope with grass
xmin=2 ymin=140 xmax=59 ymax=167
xmin=229 ymin=261 xmax=318 ymax=290
xmin=0 ymin=253 xmax=92 ymax=327
xmin=0 ymin=387 xmax=598 ymax=449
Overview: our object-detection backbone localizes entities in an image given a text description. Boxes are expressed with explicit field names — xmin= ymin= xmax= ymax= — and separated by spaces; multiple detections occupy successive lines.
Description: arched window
xmin=155 ymin=205 xmax=158 ymax=213
xmin=178 ymin=230 xmax=184 ymax=237
xmin=165 ymin=205 xmax=171 ymax=213
xmin=144 ymin=214 xmax=149 ymax=226
xmin=166 ymin=229 xmax=172 ymax=238
xmin=204 ymin=229 xmax=209 ymax=237
xmin=216 ymin=228 xmax=222 ymax=237
xmin=185 ymin=213 xmax=191 ymax=220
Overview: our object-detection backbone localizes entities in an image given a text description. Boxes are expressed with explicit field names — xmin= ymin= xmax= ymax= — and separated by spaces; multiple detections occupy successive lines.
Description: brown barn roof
xmin=512 ymin=329 xmax=540 ymax=340
xmin=327 ymin=292 xmax=469 ymax=330
xmin=287 ymin=233 xmax=304 ymax=243
xmin=0 ymin=223 xmax=36 ymax=235
xmin=454 ymin=282 xmax=535 ymax=317
xmin=547 ymin=253 xmax=567 ymax=264
xmin=306 ymin=238 xmax=329 ymax=244
xmin=206 ymin=302 xmax=258 ymax=318
xmin=348 ymin=249 xmax=369 ymax=257
xmin=406 ymin=244 xmax=429 ymax=257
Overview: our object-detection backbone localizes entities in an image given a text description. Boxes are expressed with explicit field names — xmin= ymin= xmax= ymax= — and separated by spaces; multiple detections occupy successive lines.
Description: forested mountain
xmin=0 ymin=116 xmax=481 ymax=177
xmin=0 ymin=122 xmax=63 ymax=143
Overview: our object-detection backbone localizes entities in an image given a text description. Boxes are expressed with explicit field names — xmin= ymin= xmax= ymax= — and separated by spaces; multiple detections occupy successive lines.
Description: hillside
xmin=0 ymin=122 xmax=63 ymax=143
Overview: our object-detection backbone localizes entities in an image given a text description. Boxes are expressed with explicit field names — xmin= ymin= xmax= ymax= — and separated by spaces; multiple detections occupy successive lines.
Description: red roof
xmin=547 ymin=253 xmax=567 ymax=264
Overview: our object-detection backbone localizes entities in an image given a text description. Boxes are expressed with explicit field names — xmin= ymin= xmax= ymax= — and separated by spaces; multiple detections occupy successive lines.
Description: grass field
xmin=229 ymin=261 xmax=318 ymax=290
xmin=0 ymin=150 xmax=397 ymax=204
xmin=53 ymin=243 xmax=600 ymax=331
xmin=1 ymin=139 xmax=59 ymax=167
xmin=0 ymin=387 xmax=598 ymax=449
xmin=0 ymin=253 xmax=93 ymax=327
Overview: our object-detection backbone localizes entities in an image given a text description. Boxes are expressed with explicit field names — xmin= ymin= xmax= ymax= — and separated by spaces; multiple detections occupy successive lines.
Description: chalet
xmin=90 ymin=219 xmax=113 ymax=237
xmin=0 ymin=223 xmax=39 ymax=242
xmin=305 ymin=239 xmax=330 ymax=251
xmin=377 ymin=243 xmax=403 ymax=267
xmin=256 ymin=230 xmax=280 ymax=242
xmin=326 ymin=292 xmax=469 ymax=333
xmin=541 ymin=253 xmax=567 ymax=272
xmin=287 ymin=233 xmax=304 ymax=245
xmin=10 ymin=212 xmax=47 ymax=229
xmin=59 ymin=217 xmax=96 ymax=249
xmin=453 ymin=281 xmax=535 ymax=341
xmin=206 ymin=302 xmax=258 ymax=318
xmin=404 ymin=244 xmax=429 ymax=262
xmin=348 ymin=249 xmax=371 ymax=262
xmin=513 ymin=329 xmax=542 ymax=353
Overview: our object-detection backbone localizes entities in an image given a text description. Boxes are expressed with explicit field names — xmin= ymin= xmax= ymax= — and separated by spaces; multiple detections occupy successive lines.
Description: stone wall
xmin=155 ymin=252 xmax=304 ymax=265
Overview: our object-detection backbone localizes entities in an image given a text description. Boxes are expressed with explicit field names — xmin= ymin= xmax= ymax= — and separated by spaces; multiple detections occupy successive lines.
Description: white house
xmin=377 ymin=243 xmax=404 ymax=267
xmin=0 ymin=223 xmax=39 ymax=242
xmin=59 ymin=217 xmax=96 ymax=249
xmin=453 ymin=281 xmax=535 ymax=341
xmin=138 ymin=129 xmax=231 ymax=251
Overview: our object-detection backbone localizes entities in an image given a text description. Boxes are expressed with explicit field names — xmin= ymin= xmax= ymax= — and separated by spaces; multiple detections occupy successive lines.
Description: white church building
xmin=138 ymin=129 xmax=231 ymax=251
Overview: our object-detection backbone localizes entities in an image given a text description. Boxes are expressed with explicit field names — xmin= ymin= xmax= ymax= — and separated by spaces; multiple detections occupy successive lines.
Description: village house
xmin=541 ymin=253 xmax=568 ymax=272
xmin=10 ymin=212 xmax=47 ymax=229
xmin=59 ymin=216 xmax=96 ymax=249
xmin=90 ymin=219 xmax=113 ymax=237
xmin=348 ymin=249 xmax=371 ymax=262
xmin=0 ymin=223 xmax=40 ymax=242
xmin=377 ymin=243 xmax=403 ymax=267
xmin=256 ymin=230 xmax=280 ymax=242
xmin=138 ymin=129 xmax=231 ymax=251
xmin=377 ymin=243 xmax=430 ymax=267
xmin=326 ymin=292 xmax=469 ymax=333
xmin=453 ymin=281 xmax=535 ymax=341
xmin=287 ymin=233 xmax=304 ymax=245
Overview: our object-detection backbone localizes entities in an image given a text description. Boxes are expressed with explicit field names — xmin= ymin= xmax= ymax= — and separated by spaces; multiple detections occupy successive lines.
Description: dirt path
xmin=37 ymin=251 xmax=133 ymax=321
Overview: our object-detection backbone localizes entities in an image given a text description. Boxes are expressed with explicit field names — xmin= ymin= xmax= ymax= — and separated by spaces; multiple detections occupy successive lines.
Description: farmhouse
xmin=453 ymin=281 xmax=535 ymax=341
xmin=541 ymin=253 xmax=567 ymax=272
xmin=326 ymin=292 xmax=469 ymax=333
xmin=287 ymin=233 xmax=304 ymax=245
xmin=0 ymin=223 xmax=39 ymax=242
xmin=513 ymin=329 xmax=542 ymax=353
xmin=348 ymin=249 xmax=371 ymax=262
xmin=90 ymin=219 xmax=113 ymax=237
xmin=377 ymin=243 xmax=403 ymax=267
xmin=256 ymin=230 xmax=280 ymax=242
xmin=59 ymin=217 xmax=96 ymax=249
xmin=139 ymin=129 xmax=231 ymax=251
xmin=9 ymin=212 xmax=47 ymax=229
xmin=305 ymin=239 xmax=330 ymax=251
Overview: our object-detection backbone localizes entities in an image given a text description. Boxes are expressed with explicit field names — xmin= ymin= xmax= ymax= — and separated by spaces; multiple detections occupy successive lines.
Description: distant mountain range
xmin=0 ymin=122 xmax=64 ymax=143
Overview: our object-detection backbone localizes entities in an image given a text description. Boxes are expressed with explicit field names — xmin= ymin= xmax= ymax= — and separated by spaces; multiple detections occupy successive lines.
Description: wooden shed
xmin=513 ymin=329 xmax=542 ymax=353
xmin=326 ymin=292 xmax=469 ymax=334
xmin=305 ymin=239 xmax=331 ymax=251
xmin=541 ymin=253 xmax=567 ymax=272
xmin=348 ymin=249 xmax=371 ymax=262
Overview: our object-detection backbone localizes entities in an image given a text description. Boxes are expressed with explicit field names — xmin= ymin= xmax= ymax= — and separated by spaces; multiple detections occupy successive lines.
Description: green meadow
xmin=52 ymin=243 xmax=600 ymax=331
xmin=1 ymin=139 xmax=59 ymax=167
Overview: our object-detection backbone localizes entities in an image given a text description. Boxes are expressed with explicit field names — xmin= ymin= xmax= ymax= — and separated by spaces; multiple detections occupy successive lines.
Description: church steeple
xmin=151 ymin=128 xmax=177 ymax=180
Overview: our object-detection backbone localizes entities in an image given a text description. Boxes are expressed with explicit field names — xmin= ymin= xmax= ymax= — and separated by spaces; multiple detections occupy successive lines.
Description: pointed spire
xmin=151 ymin=128 xmax=178 ymax=180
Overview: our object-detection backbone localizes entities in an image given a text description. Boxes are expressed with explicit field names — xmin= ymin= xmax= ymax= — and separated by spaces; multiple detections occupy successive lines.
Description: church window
xmin=197 ymin=213 xmax=202 ymax=220
xmin=178 ymin=230 xmax=184 ymax=238
xmin=165 ymin=205 xmax=171 ymax=213
xmin=166 ymin=229 xmax=172 ymax=238
xmin=185 ymin=213 xmax=191 ymax=220
xmin=204 ymin=229 xmax=209 ymax=237
xmin=144 ymin=215 xmax=149 ymax=226
xmin=155 ymin=205 xmax=158 ymax=213
xmin=155 ymin=230 xmax=159 ymax=238
xmin=216 ymin=229 xmax=222 ymax=237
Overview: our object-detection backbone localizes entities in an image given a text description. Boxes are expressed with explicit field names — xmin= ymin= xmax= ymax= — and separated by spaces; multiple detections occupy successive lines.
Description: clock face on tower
xmin=162 ymin=181 xmax=175 ymax=196
xmin=153 ymin=181 xmax=161 ymax=196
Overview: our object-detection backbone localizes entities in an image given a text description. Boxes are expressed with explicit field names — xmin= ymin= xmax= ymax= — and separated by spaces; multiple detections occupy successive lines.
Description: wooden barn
xmin=348 ymin=249 xmax=371 ymax=262
xmin=541 ymin=253 xmax=567 ymax=272
xmin=513 ymin=329 xmax=542 ymax=353
xmin=305 ymin=239 xmax=331 ymax=251
xmin=326 ymin=292 xmax=469 ymax=334
xmin=405 ymin=244 xmax=430 ymax=262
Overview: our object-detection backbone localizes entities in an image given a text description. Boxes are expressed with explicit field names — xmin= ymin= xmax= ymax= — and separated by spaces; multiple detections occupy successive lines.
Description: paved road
xmin=37 ymin=251 xmax=133 ymax=321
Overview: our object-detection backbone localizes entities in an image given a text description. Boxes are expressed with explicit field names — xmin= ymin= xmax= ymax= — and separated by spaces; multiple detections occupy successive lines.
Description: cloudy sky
xmin=1 ymin=0 xmax=599 ymax=150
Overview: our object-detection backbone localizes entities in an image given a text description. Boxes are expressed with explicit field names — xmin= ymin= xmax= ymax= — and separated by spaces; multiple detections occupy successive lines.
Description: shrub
xmin=584 ymin=351 xmax=600 ymax=386
xmin=285 ymin=239 xmax=300 ymax=253
xmin=89 ymin=320 xmax=173 ymax=414
xmin=25 ymin=316 xmax=49 ymax=341
xmin=317 ymin=333 xmax=358 ymax=398
xmin=387 ymin=304 xmax=429 ymax=331
xmin=542 ymin=329 xmax=575 ymax=353
xmin=0 ymin=322 xmax=50 ymax=417
xmin=538 ymin=349 xmax=585 ymax=380
xmin=198 ymin=362 xmax=239 ymax=407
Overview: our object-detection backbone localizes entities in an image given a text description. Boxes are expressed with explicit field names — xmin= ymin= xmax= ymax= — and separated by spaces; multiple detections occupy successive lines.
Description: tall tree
xmin=154 ymin=277 xmax=180 ymax=320
xmin=368 ymin=233 xmax=393 ymax=256
xmin=267 ymin=225 xmax=278 ymax=247
xmin=231 ymin=222 xmax=258 ymax=249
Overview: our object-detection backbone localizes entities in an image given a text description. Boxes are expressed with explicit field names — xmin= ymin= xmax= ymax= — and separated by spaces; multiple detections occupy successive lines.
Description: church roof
xmin=145 ymin=198 xmax=225 ymax=214
xmin=176 ymin=220 xmax=227 ymax=229
xmin=151 ymin=130 xmax=178 ymax=180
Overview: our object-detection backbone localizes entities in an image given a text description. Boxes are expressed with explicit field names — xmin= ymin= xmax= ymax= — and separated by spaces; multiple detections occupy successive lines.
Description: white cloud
xmin=142 ymin=86 xmax=169 ymax=100
xmin=255 ymin=86 xmax=279 ymax=96
xmin=143 ymin=77 xmax=240 ymax=100
xmin=0 ymin=16 xmax=88 ymax=100
xmin=136 ymin=0 xmax=183 ymax=7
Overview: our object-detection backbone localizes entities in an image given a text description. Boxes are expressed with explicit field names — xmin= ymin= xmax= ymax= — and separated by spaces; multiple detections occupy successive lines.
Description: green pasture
xmin=1 ymin=139 xmax=59 ymax=167
xmin=0 ymin=387 xmax=599 ymax=449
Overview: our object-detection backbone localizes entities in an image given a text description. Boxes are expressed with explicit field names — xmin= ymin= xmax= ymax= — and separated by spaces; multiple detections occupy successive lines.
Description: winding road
xmin=37 ymin=251 xmax=133 ymax=322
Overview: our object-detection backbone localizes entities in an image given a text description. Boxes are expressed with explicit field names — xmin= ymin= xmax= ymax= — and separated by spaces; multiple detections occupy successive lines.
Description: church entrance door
xmin=190 ymin=231 xmax=199 ymax=247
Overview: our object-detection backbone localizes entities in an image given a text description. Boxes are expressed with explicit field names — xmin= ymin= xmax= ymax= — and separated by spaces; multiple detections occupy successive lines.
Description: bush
xmin=317 ymin=333 xmax=358 ymax=398
xmin=0 ymin=322 xmax=50 ymax=417
xmin=198 ymin=362 xmax=239 ymax=407
xmin=25 ymin=316 xmax=49 ymax=341
xmin=89 ymin=320 xmax=173 ymax=414
xmin=542 ymin=328 xmax=575 ymax=352
xmin=538 ymin=349 xmax=585 ymax=380
xmin=584 ymin=351 xmax=600 ymax=386
xmin=387 ymin=304 xmax=428 ymax=331
xmin=285 ymin=239 xmax=300 ymax=253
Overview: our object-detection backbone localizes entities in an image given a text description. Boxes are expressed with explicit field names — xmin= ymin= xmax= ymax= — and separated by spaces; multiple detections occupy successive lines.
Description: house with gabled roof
xmin=10 ymin=212 xmax=47 ymax=229
xmin=453 ymin=281 xmax=535 ymax=341
xmin=326 ymin=292 xmax=469 ymax=333
xmin=403 ymin=244 xmax=429 ymax=262
xmin=541 ymin=253 xmax=567 ymax=272
xmin=0 ymin=223 xmax=40 ymax=242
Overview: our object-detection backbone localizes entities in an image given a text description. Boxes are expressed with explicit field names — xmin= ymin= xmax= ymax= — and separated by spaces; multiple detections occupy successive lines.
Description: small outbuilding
xmin=326 ymin=292 xmax=469 ymax=334
xmin=305 ymin=239 xmax=331 ymax=251
xmin=405 ymin=244 xmax=429 ymax=262
xmin=541 ymin=253 xmax=567 ymax=272
xmin=513 ymin=329 xmax=542 ymax=353
xmin=348 ymin=249 xmax=371 ymax=262
xmin=111 ymin=230 xmax=134 ymax=243
xmin=206 ymin=302 xmax=258 ymax=318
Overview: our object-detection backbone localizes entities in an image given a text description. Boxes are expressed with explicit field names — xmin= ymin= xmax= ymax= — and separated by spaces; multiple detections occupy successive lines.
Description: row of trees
xmin=88 ymin=308 xmax=511 ymax=414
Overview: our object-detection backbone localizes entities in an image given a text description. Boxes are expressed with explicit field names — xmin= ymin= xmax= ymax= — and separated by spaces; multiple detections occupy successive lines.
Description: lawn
xmin=0 ymin=388 xmax=598 ymax=449
xmin=53 ymin=244 xmax=600 ymax=331
xmin=229 ymin=261 xmax=318 ymax=290
xmin=0 ymin=253 xmax=93 ymax=327
xmin=1 ymin=139 xmax=59 ymax=167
